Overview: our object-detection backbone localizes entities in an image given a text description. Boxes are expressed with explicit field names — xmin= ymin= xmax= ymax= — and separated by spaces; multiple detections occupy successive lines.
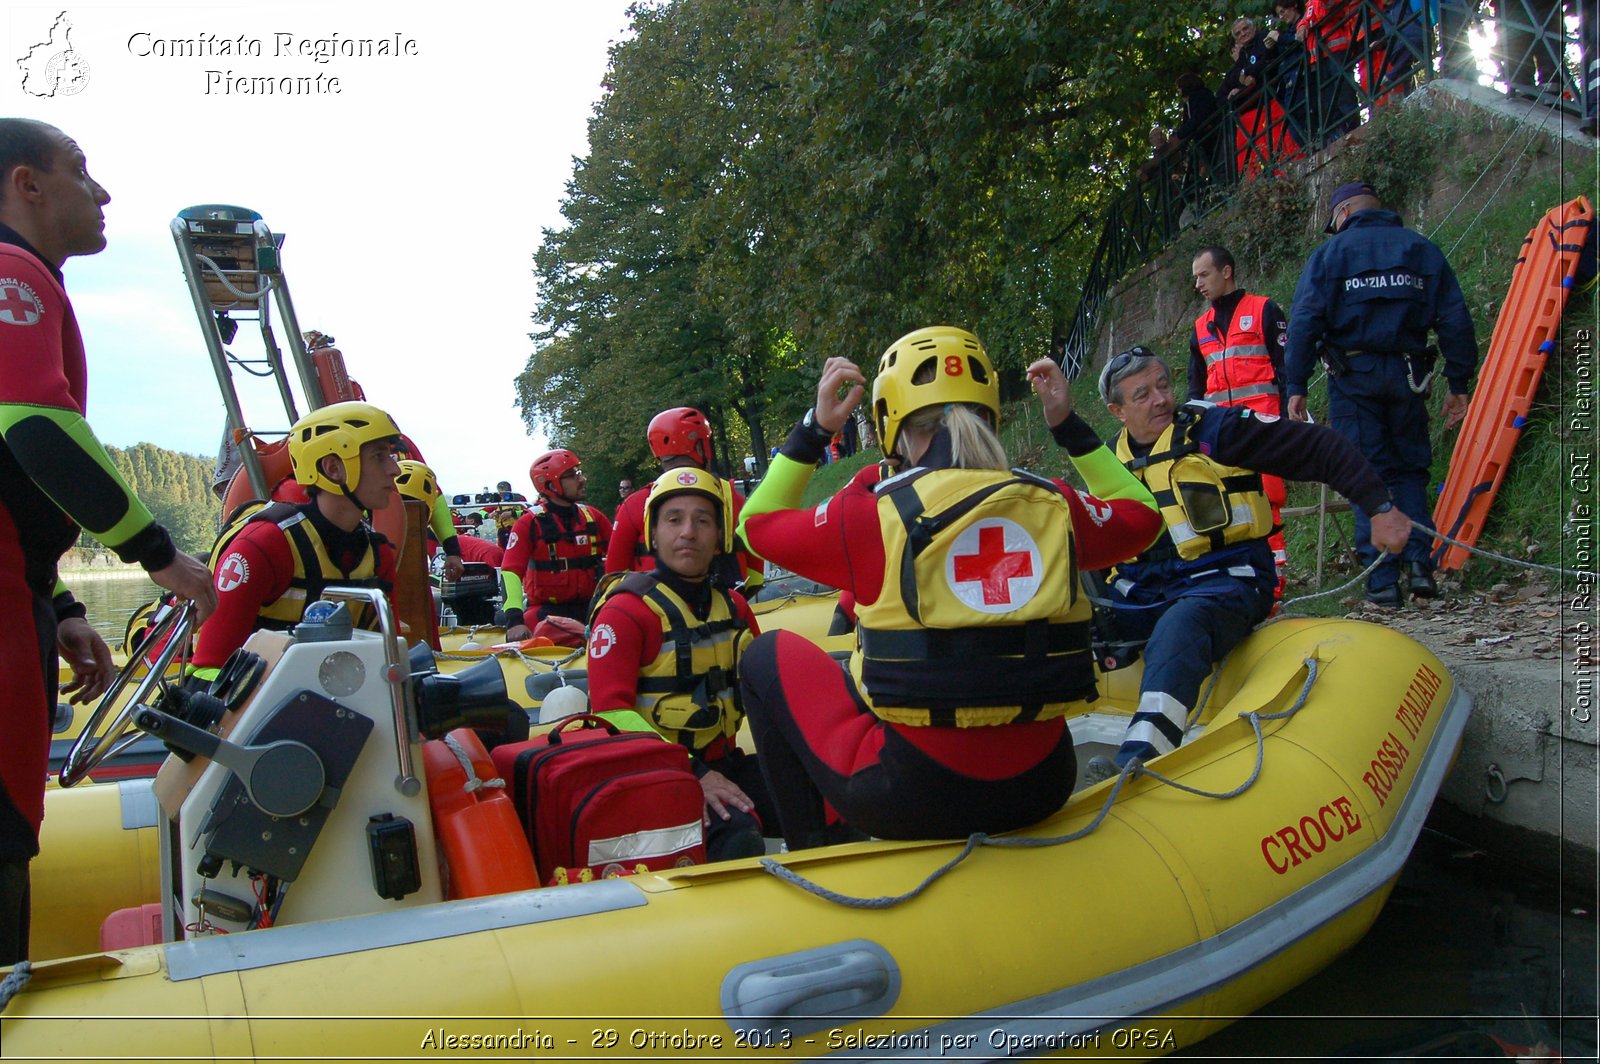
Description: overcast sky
xmin=3 ymin=1 xmax=635 ymax=498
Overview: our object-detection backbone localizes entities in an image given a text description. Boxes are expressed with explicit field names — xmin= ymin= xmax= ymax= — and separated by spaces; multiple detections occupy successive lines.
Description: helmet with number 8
xmin=287 ymin=401 xmax=403 ymax=496
xmin=871 ymin=326 xmax=1000 ymax=460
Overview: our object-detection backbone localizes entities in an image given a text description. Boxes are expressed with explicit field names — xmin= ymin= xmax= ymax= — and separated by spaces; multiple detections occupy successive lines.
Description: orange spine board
xmin=1431 ymin=195 xmax=1593 ymax=571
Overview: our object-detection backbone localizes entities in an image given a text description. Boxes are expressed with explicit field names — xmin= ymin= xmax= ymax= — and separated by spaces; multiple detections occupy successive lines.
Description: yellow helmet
xmin=394 ymin=460 xmax=442 ymax=508
xmin=287 ymin=401 xmax=403 ymax=495
xmin=644 ymin=467 xmax=735 ymax=555
xmin=871 ymin=326 xmax=1000 ymax=459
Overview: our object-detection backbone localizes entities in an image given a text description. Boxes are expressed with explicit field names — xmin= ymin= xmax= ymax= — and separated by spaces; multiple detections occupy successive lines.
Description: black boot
xmin=1407 ymin=562 xmax=1438 ymax=599
xmin=1365 ymin=583 xmax=1402 ymax=607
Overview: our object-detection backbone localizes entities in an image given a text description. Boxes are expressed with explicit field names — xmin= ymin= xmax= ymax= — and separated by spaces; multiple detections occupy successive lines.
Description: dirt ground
xmin=1314 ymin=572 xmax=1570 ymax=665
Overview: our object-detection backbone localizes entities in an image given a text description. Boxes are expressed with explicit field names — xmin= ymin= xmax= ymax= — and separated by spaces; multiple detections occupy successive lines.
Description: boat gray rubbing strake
xmin=820 ymin=685 xmax=1474 ymax=1060
xmin=164 ymin=878 xmax=646 ymax=982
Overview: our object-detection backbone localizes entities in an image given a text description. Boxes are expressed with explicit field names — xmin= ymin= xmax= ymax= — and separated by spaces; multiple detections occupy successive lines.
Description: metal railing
xmin=1060 ymin=0 xmax=1592 ymax=376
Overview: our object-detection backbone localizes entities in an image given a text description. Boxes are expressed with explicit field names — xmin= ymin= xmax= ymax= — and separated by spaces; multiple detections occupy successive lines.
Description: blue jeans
xmin=1328 ymin=354 xmax=1438 ymax=590
xmin=1115 ymin=581 xmax=1269 ymax=720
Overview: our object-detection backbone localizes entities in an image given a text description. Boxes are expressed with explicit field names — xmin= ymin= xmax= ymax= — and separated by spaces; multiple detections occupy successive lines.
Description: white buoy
xmin=540 ymin=684 xmax=589 ymax=723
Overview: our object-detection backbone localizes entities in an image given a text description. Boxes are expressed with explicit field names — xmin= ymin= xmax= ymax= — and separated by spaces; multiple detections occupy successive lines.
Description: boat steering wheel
xmin=59 ymin=600 xmax=196 ymax=788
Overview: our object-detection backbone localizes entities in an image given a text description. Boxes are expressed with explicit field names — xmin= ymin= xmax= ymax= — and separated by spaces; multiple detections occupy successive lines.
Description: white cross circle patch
xmin=944 ymin=517 xmax=1042 ymax=614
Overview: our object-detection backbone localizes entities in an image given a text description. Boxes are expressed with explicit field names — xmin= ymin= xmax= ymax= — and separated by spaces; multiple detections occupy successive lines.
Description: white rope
xmin=762 ymin=660 xmax=1321 ymax=908
xmin=194 ymin=253 xmax=273 ymax=303
xmin=0 ymin=960 xmax=31 ymax=1010
xmin=1280 ymin=518 xmax=1592 ymax=619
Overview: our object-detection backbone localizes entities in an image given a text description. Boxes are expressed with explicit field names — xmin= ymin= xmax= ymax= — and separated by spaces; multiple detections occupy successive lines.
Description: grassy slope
xmin=802 ymin=104 xmax=1596 ymax=613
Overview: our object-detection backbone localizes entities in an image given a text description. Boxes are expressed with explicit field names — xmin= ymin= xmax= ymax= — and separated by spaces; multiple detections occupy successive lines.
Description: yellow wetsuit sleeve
xmin=0 ymin=403 xmax=164 ymax=559
xmin=735 ymin=453 xmax=815 ymax=548
xmin=430 ymin=495 xmax=457 ymax=547
xmin=1069 ymin=445 xmax=1159 ymax=513
xmin=500 ymin=568 xmax=526 ymax=612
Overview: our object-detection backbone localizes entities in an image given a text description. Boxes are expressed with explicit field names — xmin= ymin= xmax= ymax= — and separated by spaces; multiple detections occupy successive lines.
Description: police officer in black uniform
xmin=1284 ymin=181 xmax=1478 ymax=606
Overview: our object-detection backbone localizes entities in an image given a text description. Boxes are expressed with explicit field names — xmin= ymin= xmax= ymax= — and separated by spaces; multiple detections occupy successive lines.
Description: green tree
xmin=522 ymin=0 xmax=1234 ymax=463
xmin=87 ymin=442 xmax=223 ymax=557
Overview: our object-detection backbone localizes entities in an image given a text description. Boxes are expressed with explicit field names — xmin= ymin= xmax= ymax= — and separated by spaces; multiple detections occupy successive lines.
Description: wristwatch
xmin=801 ymin=408 xmax=833 ymax=443
xmin=1371 ymin=501 xmax=1395 ymax=515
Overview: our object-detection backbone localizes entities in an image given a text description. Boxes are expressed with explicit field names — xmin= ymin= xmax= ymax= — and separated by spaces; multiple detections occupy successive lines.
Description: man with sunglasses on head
xmin=1284 ymin=181 xmax=1478 ymax=607
xmin=501 ymin=449 xmax=612 ymax=638
xmin=1084 ymin=345 xmax=1412 ymax=786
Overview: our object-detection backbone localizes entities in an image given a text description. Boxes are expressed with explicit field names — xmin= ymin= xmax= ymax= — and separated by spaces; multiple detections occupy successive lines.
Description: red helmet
xmin=529 ymin=449 xmax=582 ymax=501
xmin=647 ymin=407 xmax=713 ymax=467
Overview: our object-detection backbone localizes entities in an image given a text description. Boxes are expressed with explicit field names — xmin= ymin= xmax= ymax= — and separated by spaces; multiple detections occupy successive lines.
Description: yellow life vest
xmin=1113 ymin=405 xmax=1273 ymax=562
xmin=852 ymin=468 xmax=1095 ymax=727
xmin=211 ymin=501 xmax=386 ymax=630
xmin=598 ymin=572 xmax=748 ymax=756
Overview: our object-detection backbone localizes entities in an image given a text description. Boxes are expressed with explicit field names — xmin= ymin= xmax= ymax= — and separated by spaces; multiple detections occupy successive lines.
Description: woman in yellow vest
xmin=735 ymin=327 xmax=1162 ymax=849
xmin=586 ymin=468 xmax=772 ymax=860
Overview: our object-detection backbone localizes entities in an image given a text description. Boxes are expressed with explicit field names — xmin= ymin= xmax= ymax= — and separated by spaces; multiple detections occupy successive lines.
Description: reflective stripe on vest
xmin=1114 ymin=405 xmax=1274 ymax=563
xmin=1205 ymin=380 xmax=1280 ymax=404
xmin=598 ymin=572 xmax=746 ymax=755
xmin=851 ymin=467 xmax=1096 ymax=727
xmin=1195 ymin=293 xmax=1277 ymax=409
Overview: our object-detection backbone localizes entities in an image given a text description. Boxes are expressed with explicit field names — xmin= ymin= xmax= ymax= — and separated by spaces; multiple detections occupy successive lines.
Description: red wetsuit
xmin=192 ymin=503 xmax=397 ymax=671
xmin=500 ymin=500 xmax=612 ymax=623
xmin=738 ymin=418 xmax=1162 ymax=848
xmin=0 ymin=232 xmax=176 ymax=864
xmin=587 ymin=577 xmax=761 ymax=743
xmin=453 ymin=534 xmax=503 ymax=567
xmin=587 ymin=569 xmax=773 ymax=859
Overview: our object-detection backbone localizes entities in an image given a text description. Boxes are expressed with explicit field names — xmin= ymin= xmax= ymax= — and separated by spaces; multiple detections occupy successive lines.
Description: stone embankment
xmin=1346 ymin=584 xmax=1595 ymax=889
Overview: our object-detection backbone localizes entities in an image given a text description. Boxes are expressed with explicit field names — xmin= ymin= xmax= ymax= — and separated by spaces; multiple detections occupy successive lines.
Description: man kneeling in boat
xmin=1084 ymin=346 xmax=1413 ymax=784
xmin=187 ymin=401 xmax=404 ymax=681
xmin=734 ymin=327 xmax=1163 ymax=850
xmin=585 ymin=467 xmax=775 ymax=861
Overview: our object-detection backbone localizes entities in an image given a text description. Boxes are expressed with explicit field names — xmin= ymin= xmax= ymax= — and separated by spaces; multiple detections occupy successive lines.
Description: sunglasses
xmin=1098 ymin=346 xmax=1160 ymax=403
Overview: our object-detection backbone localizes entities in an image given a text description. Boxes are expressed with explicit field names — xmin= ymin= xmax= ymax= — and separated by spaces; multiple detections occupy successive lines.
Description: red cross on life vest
xmin=952 ymin=524 xmax=1035 ymax=606
xmin=0 ymin=285 xmax=41 ymax=325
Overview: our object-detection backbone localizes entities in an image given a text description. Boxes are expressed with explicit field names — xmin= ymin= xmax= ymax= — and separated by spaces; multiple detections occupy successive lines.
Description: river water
xmin=70 ymin=570 xmax=163 ymax=647
xmin=65 ymin=574 xmax=1598 ymax=1058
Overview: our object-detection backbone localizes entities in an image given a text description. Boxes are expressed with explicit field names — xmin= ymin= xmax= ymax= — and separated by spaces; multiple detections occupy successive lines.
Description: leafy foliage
xmin=77 ymin=443 xmax=222 ymax=558
xmin=522 ymin=0 xmax=1236 ymax=481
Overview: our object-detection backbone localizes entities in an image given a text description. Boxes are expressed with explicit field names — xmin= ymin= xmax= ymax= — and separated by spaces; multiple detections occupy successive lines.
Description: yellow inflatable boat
xmin=6 ymin=588 xmax=1468 ymax=1061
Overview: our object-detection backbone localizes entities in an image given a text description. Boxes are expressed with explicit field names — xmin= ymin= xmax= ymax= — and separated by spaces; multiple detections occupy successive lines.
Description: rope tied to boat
xmin=762 ymin=658 xmax=1321 ymax=908
xmin=0 ymin=960 xmax=31 ymax=1011
xmin=441 ymin=733 xmax=504 ymax=794
xmin=427 ymin=643 xmax=584 ymax=672
xmin=1277 ymin=518 xmax=1593 ymax=620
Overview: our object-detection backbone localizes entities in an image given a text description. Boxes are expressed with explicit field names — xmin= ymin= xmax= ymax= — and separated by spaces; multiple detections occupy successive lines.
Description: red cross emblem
xmin=0 ymin=282 xmax=42 ymax=326
xmin=589 ymin=623 xmax=616 ymax=659
xmin=216 ymin=552 xmax=250 ymax=593
xmin=675 ymin=471 xmax=698 ymax=485
xmin=946 ymin=518 xmax=1042 ymax=613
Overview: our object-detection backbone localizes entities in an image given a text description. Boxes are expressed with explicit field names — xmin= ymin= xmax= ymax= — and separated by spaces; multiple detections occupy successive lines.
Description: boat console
xmin=61 ymin=587 xmax=518 ymax=941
